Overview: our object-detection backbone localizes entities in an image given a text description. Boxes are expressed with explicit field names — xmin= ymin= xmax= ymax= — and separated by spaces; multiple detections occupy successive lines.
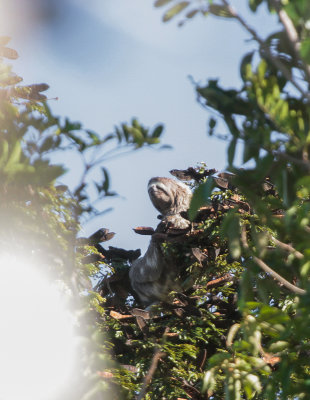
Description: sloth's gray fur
xmin=129 ymin=177 xmax=192 ymax=306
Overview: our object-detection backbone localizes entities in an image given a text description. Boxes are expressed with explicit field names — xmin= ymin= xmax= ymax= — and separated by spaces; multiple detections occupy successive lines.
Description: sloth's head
xmin=147 ymin=177 xmax=192 ymax=216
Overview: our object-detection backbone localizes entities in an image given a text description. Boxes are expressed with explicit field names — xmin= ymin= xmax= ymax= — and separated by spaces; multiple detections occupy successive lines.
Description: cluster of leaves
xmin=154 ymin=0 xmax=235 ymax=26
xmin=189 ymin=0 xmax=310 ymax=398
xmin=92 ymin=168 xmax=254 ymax=399
xmin=95 ymin=157 xmax=306 ymax=399
xmin=0 ymin=37 xmax=164 ymax=399
xmin=4 ymin=0 xmax=310 ymax=398
xmin=0 ymin=38 xmax=165 ymax=219
xmin=90 ymin=1 xmax=310 ymax=399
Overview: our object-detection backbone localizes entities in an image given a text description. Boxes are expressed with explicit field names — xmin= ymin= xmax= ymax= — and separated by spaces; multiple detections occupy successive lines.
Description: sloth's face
xmin=147 ymin=177 xmax=192 ymax=215
xmin=148 ymin=178 xmax=173 ymax=214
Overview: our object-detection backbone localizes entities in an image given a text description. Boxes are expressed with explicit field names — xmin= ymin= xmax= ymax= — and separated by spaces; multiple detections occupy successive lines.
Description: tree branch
xmin=274 ymin=150 xmax=310 ymax=171
xmin=241 ymin=227 xmax=306 ymax=295
xmin=272 ymin=0 xmax=310 ymax=83
xmin=221 ymin=0 xmax=310 ymax=102
xmin=206 ymin=273 xmax=235 ymax=289
xmin=270 ymin=236 xmax=304 ymax=260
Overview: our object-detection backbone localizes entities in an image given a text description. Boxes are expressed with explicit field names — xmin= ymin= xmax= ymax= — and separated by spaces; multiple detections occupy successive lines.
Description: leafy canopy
xmin=3 ymin=0 xmax=310 ymax=399
xmin=0 ymin=36 xmax=165 ymax=400
xmin=94 ymin=1 xmax=310 ymax=399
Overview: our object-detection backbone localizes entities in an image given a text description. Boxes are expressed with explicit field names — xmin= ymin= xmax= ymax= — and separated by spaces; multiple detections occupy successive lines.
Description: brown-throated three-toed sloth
xmin=129 ymin=177 xmax=192 ymax=306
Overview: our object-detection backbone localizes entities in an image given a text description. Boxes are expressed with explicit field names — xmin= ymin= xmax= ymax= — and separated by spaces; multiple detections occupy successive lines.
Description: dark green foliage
xmin=94 ymin=172 xmax=253 ymax=399
xmin=182 ymin=1 xmax=310 ymax=398
xmin=4 ymin=0 xmax=310 ymax=398
xmin=0 ymin=37 xmax=163 ymax=400
xmin=92 ymin=1 xmax=310 ymax=399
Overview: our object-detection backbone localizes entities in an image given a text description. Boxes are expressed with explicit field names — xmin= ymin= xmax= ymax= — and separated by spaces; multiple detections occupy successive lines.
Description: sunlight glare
xmin=0 ymin=255 xmax=77 ymax=400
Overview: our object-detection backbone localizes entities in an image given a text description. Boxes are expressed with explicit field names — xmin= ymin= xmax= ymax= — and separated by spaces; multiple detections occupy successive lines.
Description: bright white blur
xmin=0 ymin=255 xmax=77 ymax=400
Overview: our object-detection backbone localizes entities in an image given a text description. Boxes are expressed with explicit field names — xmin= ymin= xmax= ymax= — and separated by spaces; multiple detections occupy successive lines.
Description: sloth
xmin=129 ymin=177 xmax=192 ymax=306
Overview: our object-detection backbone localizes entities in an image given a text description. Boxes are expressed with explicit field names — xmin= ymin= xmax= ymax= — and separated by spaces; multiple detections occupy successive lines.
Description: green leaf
xmin=188 ymin=178 xmax=214 ymax=220
xmin=131 ymin=127 xmax=144 ymax=146
xmin=268 ymin=341 xmax=289 ymax=353
xmin=63 ymin=118 xmax=82 ymax=132
xmin=102 ymin=167 xmax=110 ymax=193
xmin=208 ymin=4 xmax=235 ymax=18
xmin=4 ymin=141 xmax=22 ymax=171
xmin=243 ymin=374 xmax=262 ymax=398
xmin=226 ymin=323 xmax=241 ymax=347
xmin=35 ymin=163 xmax=66 ymax=184
xmin=256 ymin=305 xmax=289 ymax=324
xmin=208 ymin=117 xmax=217 ymax=136
xmin=115 ymin=126 xmax=123 ymax=142
xmin=209 ymin=117 xmax=216 ymax=129
xmin=132 ymin=118 xmax=140 ymax=129
xmin=39 ymin=135 xmax=56 ymax=153
xmin=163 ymin=2 xmax=190 ymax=22
xmin=0 ymin=140 xmax=9 ymax=168
xmin=152 ymin=124 xmax=164 ymax=138
xmin=202 ymin=369 xmax=216 ymax=393
xmin=86 ymin=130 xmax=101 ymax=145
xmin=240 ymin=51 xmax=254 ymax=81
xmin=186 ymin=9 xmax=200 ymax=19
xmin=300 ymin=38 xmax=310 ymax=64
xmin=249 ymin=0 xmax=264 ymax=12
xmin=154 ymin=0 xmax=173 ymax=7
xmin=208 ymin=352 xmax=231 ymax=367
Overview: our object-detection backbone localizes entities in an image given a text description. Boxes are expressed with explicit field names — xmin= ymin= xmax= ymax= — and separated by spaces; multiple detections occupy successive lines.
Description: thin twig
xmin=137 ymin=348 xmax=166 ymax=400
xmin=241 ymin=226 xmax=306 ymax=295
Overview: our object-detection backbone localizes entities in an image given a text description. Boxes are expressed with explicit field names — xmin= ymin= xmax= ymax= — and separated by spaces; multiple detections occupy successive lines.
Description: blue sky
xmin=0 ymin=0 xmax=276 ymax=251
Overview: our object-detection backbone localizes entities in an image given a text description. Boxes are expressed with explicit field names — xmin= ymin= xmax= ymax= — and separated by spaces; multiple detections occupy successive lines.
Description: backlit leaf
xmin=0 ymin=47 xmax=18 ymax=60
xmin=154 ymin=0 xmax=173 ymax=7
xmin=208 ymin=4 xmax=235 ymax=18
xmin=163 ymin=2 xmax=190 ymax=22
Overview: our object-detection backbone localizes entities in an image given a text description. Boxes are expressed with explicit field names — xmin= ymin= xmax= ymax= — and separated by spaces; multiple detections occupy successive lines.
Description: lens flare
xmin=0 ymin=255 xmax=77 ymax=400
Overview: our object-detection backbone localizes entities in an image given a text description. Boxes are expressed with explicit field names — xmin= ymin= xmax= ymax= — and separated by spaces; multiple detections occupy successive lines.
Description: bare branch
xmin=252 ymin=256 xmax=305 ymax=295
xmin=276 ymin=3 xmax=298 ymax=44
xmin=272 ymin=0 xmax=310 ymax=83
xmin=270 ymin=236 xmax=304 ymax=260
